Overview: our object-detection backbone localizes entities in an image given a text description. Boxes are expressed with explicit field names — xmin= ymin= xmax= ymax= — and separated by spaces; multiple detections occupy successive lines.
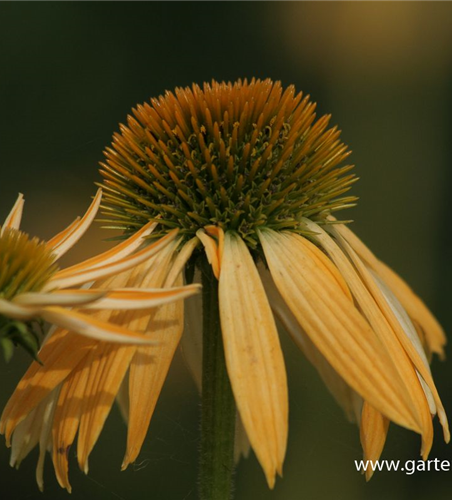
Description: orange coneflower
xmin=2 ymin=79 xmax=448 ymax=496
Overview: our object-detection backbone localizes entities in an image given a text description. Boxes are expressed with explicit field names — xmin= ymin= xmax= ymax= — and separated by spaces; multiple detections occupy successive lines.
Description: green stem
xmin=199 ymin=259 xmax=236 ymax=500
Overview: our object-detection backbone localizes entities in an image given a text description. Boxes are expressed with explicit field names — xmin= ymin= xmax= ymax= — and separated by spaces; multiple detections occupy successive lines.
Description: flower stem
xmin=199 ymin=260 xmax=236 ymax=500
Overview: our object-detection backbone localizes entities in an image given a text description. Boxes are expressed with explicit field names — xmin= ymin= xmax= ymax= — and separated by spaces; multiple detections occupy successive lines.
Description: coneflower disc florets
xmin=99 ymin=78 xmax=357 ymax=247
xmin=0 ymin=228 xmax=58 ymax=300
xmin=0 ymin=228 xmax=58 ymax=360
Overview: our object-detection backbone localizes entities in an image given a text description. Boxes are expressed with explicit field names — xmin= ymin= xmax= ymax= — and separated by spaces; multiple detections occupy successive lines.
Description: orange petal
xmin=76 ymin=343 xmax=136 ymax=473
xmin=219 ymin=231 xmax=288 ymax=488
xmin=360 ymin=402 xmax=390 ymax=481
xmin=0 ymin=329 xmax=95 ymax=444
xmin=46 ymin=229 xmax=178 ymax=290
xmin=122 ymin=275 xmax=184 ymax=469
xmin=197 ymin=229 xmax=221 ymax=278
xmin=52 ymin=352 xmax=95 ymax=492
xmin=53 ymin=220 xmax=158 ymax=279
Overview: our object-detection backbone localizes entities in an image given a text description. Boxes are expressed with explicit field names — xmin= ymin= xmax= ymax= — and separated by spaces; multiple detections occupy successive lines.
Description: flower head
xmin=2 ymin=79 xmax=448 ymax=491
xmin=0 ymin=190 xmax=199 ymax=359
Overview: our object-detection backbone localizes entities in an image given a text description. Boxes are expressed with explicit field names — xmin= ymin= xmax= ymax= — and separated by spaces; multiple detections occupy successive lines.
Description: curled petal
xmin=46 ymin=229 xmax=178 ymax=290
xmin=53 ymin=220 xmax=158 ymax=279
xmin=47 ymin=189 xmax=102 ymax=260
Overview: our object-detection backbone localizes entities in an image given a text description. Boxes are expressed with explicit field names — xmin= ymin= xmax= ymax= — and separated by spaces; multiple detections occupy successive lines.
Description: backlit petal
xmin=2 ymin=193 xmax=24 ymax=232
xmin=46 ymin=229 xmax=178 ymax=290
xmin=48 ymin=189 xmax=102 ymax=260
xmin=360 ymin=402 xmax=389 ymax=481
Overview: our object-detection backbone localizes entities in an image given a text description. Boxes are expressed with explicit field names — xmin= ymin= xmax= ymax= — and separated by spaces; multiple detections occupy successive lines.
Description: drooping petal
xmin=46 ymin=229 xmax=178 ymax=290
xmin=10 ymin=404 xmax=45 ymax=469
xmin=121 ymin=244 xmax=181 ymax=468
xmin=40 ymin=307 xmax=159 ymax=345
xmin=303 ymin=220 xmax=435 ymax=455
xmin=259 ymin=229 xmax=422 ymax=434
xmin=327 ymin=224 xmax=449 ymax=444
xmin=330 ymin=221 xmax=447 ymax=358
xmin=2 ymin=193 xmax=24 ymax=232
xmin=76 ymin=343 xmax=137 ymax=473
xmin=47 ymin=189 xmax=102 ymax=260
xmin=36 ymin=387 xmax=60 ymax=492
xmin=219 ymin=231 xmax=288 ymax=488
xmin=260 ymin=265 xmax=362 ymax=423
xmin=360 ymin=402 xmax=389 ymax=481
xmin=53 ymin=220 xmax=158 ymax=279
xmin=0 ymin=329 xmax=95 ymax=444
xmin=52 ymin=354 xmax=93 ymax=492
xmin=122 ymin=277 xmax=185 ymax=469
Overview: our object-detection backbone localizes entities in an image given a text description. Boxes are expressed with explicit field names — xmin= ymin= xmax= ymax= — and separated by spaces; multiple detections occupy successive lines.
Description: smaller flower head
xmin=0 ymin=189 xmax=199 ymax=360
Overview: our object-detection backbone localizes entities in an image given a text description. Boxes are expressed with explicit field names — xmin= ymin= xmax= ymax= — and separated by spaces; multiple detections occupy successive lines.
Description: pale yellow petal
xmin=36 ymin=387 xmax=60 ymax=492
xmin=326 ymin=224 xmax=449 ymax=445
xmin=260 ymin=265 xmax=362 ymax=423
xmin=219 ymin=231 xmax=288 ymax=488
xmin=0 ymin=298 xmax=38 ymax=320
xmin=40 ymin=307 xmax=158 ymax=345
xmin=84 ymin=284 xmax=200 ymax=310
xmin=259 ymin=229 xmax=422 ymax=434
xmin=303 ymin=220 xmax=435 ymax=455
xmin=13 ymin=290 xmax=106 ymax=307
xmin=330 ymin=221 xmax=447 ymax=358
xmin=360 ymin=402 xmax=389 ymax=481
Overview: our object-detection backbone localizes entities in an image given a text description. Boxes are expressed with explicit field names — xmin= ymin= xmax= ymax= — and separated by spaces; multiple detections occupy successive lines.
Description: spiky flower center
xmin=99 ymin=79 xmax=357 ymax=247
xmin=0 ymin=228 xmax=58 ymax=300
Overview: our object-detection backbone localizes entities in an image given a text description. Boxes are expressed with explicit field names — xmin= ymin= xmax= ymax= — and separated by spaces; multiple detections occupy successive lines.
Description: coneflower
xmin=2 ymin=79 xmax=448 ymax=497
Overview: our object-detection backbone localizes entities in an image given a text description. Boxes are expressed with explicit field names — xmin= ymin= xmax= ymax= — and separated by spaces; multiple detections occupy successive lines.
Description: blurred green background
xmin=1 ymin=2 xmax=452 ymax=499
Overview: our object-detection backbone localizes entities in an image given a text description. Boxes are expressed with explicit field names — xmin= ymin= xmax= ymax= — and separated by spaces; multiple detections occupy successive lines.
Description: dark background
xmin=1 ymin=2 xmax=452 ymax=499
